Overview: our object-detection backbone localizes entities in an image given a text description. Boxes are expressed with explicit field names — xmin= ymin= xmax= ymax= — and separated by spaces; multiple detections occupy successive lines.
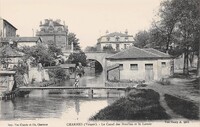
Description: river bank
xmin=90 ymin=75 xmax=199 ymax=120
xmin=90 ymin=89 xmax=170 ymax=120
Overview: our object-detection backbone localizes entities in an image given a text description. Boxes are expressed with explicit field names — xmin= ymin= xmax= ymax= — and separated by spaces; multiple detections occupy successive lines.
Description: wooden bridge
xmin=18 ymin=86 xmax=133 ymax=91
xmin=18 ymin=86 xmax=135 ymax=98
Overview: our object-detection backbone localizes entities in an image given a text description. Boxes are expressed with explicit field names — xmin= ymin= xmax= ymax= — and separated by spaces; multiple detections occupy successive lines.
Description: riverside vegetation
xmin=90 ymin=89 xmax=171 ymax=120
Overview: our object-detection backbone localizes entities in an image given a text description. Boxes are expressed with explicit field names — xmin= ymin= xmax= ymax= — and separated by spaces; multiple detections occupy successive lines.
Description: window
xmin=145 ymin=64 xmax=153 ymax=70
xmin=116 ymin=36 xmax=120 ymax=41
xmin=125 ymin=37 xmax=128 ymax=41
xmin=130 ymin=64 xmax=138 ymax=70
xmin=58 ymin=28 xmax=62 ymax=31
xmin=107 ymin=37 xmax=110 ymax=41
xmin=119 ymin=64 xmax=123 ymax=70
xmin=162 ymin=62 xmax=166 ymax=67
xmin=116 ymin=44 xmax=119 ymax=51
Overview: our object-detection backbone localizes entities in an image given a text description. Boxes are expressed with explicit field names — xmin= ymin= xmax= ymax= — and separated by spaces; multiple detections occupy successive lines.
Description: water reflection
xmin=0 ymin=72 xmax=123 ymax=120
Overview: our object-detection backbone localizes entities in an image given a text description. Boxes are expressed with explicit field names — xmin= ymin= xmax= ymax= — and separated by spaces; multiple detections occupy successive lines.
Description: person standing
xmin=74 ymin=74 xmax=80 ymax=87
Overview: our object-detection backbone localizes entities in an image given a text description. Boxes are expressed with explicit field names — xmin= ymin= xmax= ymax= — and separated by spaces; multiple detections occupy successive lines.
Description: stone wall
xmin=28 ymin=67 xmax=49 ymax=83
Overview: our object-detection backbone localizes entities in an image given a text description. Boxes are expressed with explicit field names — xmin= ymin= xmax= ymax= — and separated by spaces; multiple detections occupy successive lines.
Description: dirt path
xmin=139 ymin=78 xmax=199 ymax=119
xmin=159 ymin=93 xmax=186 ymax=119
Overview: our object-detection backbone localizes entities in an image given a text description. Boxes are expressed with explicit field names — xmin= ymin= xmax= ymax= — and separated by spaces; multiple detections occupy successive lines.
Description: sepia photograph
xmin=0 ymin=0 xmax=199 ymax=127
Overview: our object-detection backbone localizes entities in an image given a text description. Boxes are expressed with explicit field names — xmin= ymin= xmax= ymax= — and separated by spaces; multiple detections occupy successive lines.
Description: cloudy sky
xmin=0 ymin=0 xmax=161 ymax=49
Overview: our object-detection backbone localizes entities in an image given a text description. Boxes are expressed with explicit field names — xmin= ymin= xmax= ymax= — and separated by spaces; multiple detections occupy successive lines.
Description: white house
xmin=106 ymin=47 xmax=174 ymax=81
xmin=96 ymin=30 xmax=134 ymax=51
xmin=0 ymin=37 xmax=42 ymax=48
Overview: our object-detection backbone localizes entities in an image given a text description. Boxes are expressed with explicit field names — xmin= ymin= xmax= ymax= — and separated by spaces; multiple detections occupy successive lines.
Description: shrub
xmin=164 ymin=94 xmax=199 ymax=119
xmin=90 ymin=89 xmax=170 ymax=120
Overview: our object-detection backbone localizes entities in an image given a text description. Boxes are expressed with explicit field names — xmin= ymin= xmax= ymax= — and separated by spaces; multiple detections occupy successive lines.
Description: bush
xmin=90 ymin=89 xmax=170 ymax=120
xmin=164 ymin=94 xmax=199 ymax=119
xmin=68 ymin=51 xmax=87 ymax=66
xmin=48 ymin=68 xmax=67 ymax=81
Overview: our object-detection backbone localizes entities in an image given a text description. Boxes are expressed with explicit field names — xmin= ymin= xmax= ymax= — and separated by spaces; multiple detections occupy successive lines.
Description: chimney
xmin=125 ymin=29 xmax=128 ymax=35
xmin=44 ymin=19 xmax=49 ymax=24
xmin=56 ymin=19 xmax=61 ymax=23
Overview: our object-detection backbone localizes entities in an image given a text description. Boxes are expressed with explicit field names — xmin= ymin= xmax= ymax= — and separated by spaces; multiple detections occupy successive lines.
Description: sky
xmin=0 ymin=0 xmax=161 ymax=49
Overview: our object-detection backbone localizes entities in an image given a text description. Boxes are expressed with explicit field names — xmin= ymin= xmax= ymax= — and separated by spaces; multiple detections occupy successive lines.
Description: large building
xmin=96 ymin=30 xmax=134 ymax=52
xmin=36 ymin=19 xmax=68 ymax=50
xmin=0 ymin=17 xmax=17 ymax=38
xmin=106 ymin=47 xmax=174 ymax=81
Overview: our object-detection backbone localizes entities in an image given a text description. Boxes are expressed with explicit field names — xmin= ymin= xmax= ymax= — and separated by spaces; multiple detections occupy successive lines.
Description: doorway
xmin=145 ymin=64 xmax=154 ymax=81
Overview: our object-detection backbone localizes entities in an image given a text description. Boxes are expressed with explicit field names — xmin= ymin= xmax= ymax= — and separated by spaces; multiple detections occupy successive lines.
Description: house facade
xmin=36 ymin=19 xmax=68 ymax=51
xmin=106 ymin=47 xmax=173 ymax=81
xmin=0 ymin=37 xmax=42 ymax=48
xmin=0 ymin=17 xmax=17 ymax=38
xmin=96 ymin=30 xmax=134 ymax=52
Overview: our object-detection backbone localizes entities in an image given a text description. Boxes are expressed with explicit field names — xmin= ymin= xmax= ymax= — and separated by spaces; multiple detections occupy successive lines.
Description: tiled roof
xmin=0 ymin=45 xmax=23 ymax=57
xmin=145 ymin=48 xmax=171 ymax=58
xmin=106 ymin=46 xmax=171 ymax=60
xmin=100 ymin=32 xmax=132 ymax=38
xmin=106 ymin=32 xmax=128 ymax=37
xmin=1 ymin=37 xmax=41 ymax=43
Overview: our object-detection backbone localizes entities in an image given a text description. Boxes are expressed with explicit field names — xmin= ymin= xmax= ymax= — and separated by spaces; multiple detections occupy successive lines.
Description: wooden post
xmin=88 ymin=89 xmax=94 ymax=98
xmin=107 ymin=91 xmax=109 ymax=98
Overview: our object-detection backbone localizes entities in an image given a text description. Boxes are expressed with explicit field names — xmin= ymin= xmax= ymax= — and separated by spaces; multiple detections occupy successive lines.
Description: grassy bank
xmin=164 ymin=94 xmax=199 ymax=120
xmin=90 ymin=89 xmax=170 ymax=120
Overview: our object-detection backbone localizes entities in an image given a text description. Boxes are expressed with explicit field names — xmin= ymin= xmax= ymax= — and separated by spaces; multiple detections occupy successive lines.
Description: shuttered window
xmin=130 ymin=64 xmax=138 ymax=70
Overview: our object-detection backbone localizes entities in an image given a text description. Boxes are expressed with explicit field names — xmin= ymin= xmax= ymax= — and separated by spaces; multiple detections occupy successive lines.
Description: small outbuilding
xmin=106 ymin=46 xmax=174 ymax=81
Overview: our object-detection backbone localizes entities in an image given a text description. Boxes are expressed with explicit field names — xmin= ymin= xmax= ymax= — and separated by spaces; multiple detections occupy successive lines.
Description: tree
xmin=103 ymin=45 xmax=115 ymax=52
xmin=85 ymin=46 xmax=97 ymax=52
xmin=48 ymin=41 xmax=63 ymax=57
xmin=155 ymin=0 xmax=200 ymax=75
xmin=19 ymin=44 xmax=55 ymax=66
xmin=134 ymin=30 xmax=150 ymax=48
xmin=68 ymin=51 xmax=87 ymax=66
xmin=196 ymin=1 xmax=200 ymax=77
xmin=68 ymin=32 xmax=81 ymax=50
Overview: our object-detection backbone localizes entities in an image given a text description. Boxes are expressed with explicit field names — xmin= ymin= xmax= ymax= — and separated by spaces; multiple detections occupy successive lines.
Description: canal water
xmin=0 ymin=72 xmax=124 ymax=120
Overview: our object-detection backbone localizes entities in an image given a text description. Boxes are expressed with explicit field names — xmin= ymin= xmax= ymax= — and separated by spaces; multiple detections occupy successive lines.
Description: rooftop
xmin=1 ymin=37 xmax=41 ymax=43
xmin=40 ymin=19 xmax=64 ymax=26
xmin=100 ymin=32 xmax=133 ymax=38
xmin=106 ymin=46 xmax=171 ymax=60
xmin=0 ymin=71 xmax=16 ymax=75
xmin=0 ymin=17 xmax=17 ymax=30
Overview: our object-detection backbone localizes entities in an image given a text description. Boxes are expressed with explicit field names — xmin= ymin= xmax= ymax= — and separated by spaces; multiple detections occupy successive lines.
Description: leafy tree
xmin=68 ymin=51 xmax=87 ymax=66
xmin=143 ymin=0 xmax=200 ymax=75
xmin=48 ymin=42 xmax=63 ymax=57
xmin=85 ymin=46 xmax=97 ymax=52
xmin=68 ymin=32 xmax=81 ymax=50
xmin=103 ymin=45 xmax=115 ymax=52
xmin=134 ymin=30 xmax=150 ymax=48
xmin=19 ymin=44 xmax=55 ymax=66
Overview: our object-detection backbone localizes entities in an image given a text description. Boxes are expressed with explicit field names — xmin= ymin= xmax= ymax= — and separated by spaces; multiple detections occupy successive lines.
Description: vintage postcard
xmin=0 ymin=0 xmax=199 ymax=127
